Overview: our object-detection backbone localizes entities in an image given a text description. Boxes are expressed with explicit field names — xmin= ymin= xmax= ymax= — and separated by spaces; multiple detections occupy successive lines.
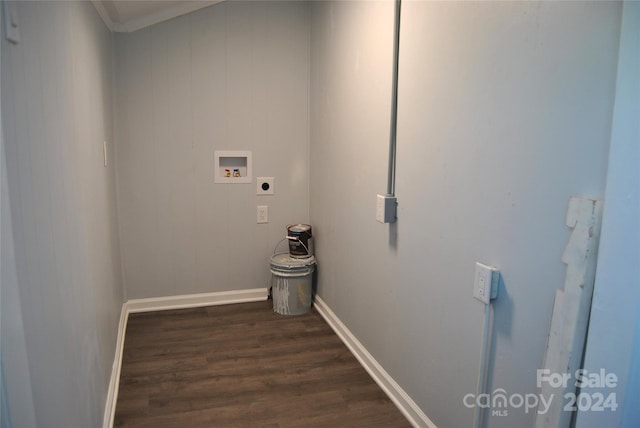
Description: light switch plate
xmin=257 ymin=205 xmax=268 ymax=223
xmin=3 ymin=1 xmax=20 ymax=44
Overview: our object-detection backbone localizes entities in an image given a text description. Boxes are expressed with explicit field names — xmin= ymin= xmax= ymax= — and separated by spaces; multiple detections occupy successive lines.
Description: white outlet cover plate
xmin=257 ymin=177 xmax=274 ymax=195
xmin=474 ymin=262 xmax=496 ymax=305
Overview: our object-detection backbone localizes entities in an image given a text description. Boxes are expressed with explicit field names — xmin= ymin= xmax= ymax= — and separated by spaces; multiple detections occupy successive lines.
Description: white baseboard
xmin=103 ymin=304 xmax=128 ymax=428
xmin=314 ymin=296 xmax=436 ymax=428
xmin=126 ymin=288 xmax=269 ymax=313
xmin=102 ymin=288 xmax=268 ymax=427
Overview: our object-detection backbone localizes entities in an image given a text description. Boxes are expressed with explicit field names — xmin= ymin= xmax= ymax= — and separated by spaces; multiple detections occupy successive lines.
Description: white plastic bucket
xmin=270 ymin=254 xmax=316 ymax=315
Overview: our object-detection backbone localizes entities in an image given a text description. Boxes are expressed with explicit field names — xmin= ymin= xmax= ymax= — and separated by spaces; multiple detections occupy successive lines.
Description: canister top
xmin=270 ymin=253 xmax=316 ymax=268
xmin=288 ymin=224 xmax=311 ymax=232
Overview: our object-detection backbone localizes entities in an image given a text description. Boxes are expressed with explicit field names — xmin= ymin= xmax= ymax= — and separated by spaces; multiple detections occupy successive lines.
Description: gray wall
xmin=1 ymin=148 xmax=36 ymax=428
xmin=576 ymin=3 xmax=640 ymax=427
xmin=310 ymin=2 xmax=621 ymax=427
xmin=114 ymin=1 xmax=310 ymax=299
xmin=0 ymin=1 xmax=123 ymax=426
xmin=0 ymin=1 xmax=634 ymax=427
xmin=1 ymin=16 xmax=37 ymax=425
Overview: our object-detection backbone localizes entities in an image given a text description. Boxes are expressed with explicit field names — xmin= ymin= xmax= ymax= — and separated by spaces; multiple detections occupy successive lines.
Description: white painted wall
xmin=114 ymin=1 xmax=310 ymax=299
xmin=310 ymin=2 xmax=621 ymax=427
xmin=576 ymin=2 xmax=640 ymax=427
xmin=1 ymin=150 xmax=37 ymax=428
xmin=0 ymin=1 xmax=123 ymax=426
xmin=0 ymin=12 xmax=36 ymax=427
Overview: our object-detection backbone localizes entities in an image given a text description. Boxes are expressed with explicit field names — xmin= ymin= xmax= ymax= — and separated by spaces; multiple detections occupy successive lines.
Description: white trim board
xmin=102 ymin=304 xmax=128 ymax=428
xmin=102 ymin=288 xmax=269 ymax=428
xmin=91 ymin=0 xmax=224 ymax=33
xmin=126 ymin=288 xmax=268 ymax=313
xmin=314 ymin=296 xmax=436 ymax=428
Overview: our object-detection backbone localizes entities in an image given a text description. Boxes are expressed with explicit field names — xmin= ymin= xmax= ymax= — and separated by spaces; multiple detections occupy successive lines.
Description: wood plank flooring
xmin=114 ymin=300 xmax=411 ymax=427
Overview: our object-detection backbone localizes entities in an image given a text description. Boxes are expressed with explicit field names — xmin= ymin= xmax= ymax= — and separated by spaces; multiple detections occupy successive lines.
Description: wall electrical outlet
xmin=257 ymin=205 xmax=268 ymax=224
xmin=376 ymin=194 xmax=397 ymax=223
xmin=256 ymin=177 xmax=274 ymax=195
xmin=473 ymin=262 xmax=499 ymax=304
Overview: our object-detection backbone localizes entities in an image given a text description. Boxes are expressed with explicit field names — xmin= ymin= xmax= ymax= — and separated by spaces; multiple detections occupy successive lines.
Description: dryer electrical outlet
xmin=256 ymin=177 xmax=274 ymax=195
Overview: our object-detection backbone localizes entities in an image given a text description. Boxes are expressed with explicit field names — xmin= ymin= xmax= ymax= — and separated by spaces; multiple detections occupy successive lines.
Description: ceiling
xmin=92 ymin=0 xmax=223 ymax=32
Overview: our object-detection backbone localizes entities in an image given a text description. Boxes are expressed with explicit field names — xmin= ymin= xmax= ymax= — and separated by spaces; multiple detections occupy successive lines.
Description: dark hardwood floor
xmin=114 ymin=300 xmax=412 ymax=427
